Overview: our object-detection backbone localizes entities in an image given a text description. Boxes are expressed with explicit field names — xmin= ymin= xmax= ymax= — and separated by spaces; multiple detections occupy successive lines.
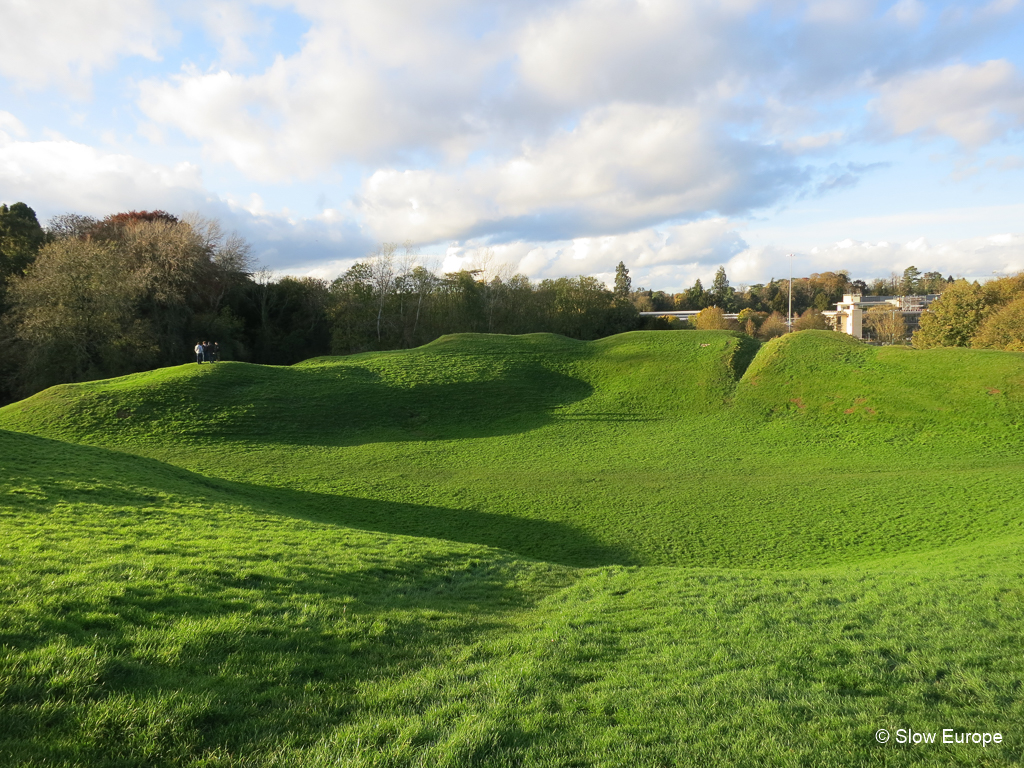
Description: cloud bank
xmin=0 ymin=0 xmax=1022 ymax=288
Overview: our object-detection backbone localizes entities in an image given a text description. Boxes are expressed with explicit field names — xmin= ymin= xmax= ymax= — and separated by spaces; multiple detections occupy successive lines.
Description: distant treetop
xmin=104 ymin=210 xmax=179 ymax=226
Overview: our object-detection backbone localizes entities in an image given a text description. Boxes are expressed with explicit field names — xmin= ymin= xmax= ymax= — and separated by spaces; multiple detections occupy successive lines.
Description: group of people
xmin=194 ymin=341 xmax=220 ymax=364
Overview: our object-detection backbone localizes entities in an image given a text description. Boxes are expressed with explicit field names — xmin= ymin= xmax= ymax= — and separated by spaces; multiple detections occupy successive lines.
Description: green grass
xmin=2 ymin=329 xmax=1023 ymax=766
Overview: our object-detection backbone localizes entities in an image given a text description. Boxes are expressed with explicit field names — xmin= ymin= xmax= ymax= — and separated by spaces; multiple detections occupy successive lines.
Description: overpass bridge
xmin=639 ymin=311 xmax=741 ymax=320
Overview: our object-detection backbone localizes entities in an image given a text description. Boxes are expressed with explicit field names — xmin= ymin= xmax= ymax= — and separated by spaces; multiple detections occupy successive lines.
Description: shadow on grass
xmin=39 ymin=358 xmax=597 ymax=448
xmin=240 ymin=362 xmax=596 ymax=447
xmin=0 ymin=540 xmax=534 ymax=766
xmin=1 ymin=428 xmax=634 ymax=569
xmin=261 ymin=483 xmax=636 ymax=567
xmin=2 ymin=428 xmax=596 ymax=765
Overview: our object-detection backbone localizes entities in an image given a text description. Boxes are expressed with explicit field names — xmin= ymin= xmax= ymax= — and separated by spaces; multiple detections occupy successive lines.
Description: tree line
xmin=632 ymin=264 xmax=958 ymax=341
xmin=3 ymin=201 xmax=1014 ymax=405
xmin=631 ymin=264 xmax=952 ymax=315
xmin=660 ymin=266 xmax=1024 ymax=351
xmin=913 ymin=274 xmax=1024 ymax=351
xmin=0 ymin=204 xmax=640 ymax=403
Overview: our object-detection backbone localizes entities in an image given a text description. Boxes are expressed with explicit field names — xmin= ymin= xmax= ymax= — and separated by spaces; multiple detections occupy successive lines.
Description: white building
xmin=824 ymin=294 xmax=941 ymax=340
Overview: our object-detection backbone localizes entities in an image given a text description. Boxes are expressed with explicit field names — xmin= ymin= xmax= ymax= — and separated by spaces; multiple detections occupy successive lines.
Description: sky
xmin=1 ymin=0 xmax=1023 ymax=292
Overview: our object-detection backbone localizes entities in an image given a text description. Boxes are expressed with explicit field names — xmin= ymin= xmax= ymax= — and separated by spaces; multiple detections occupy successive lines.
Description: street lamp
xmin=788 ymin=253 xmax=793 ymax=331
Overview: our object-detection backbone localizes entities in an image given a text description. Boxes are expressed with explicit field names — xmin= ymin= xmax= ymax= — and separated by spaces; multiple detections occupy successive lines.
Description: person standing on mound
xmin=195 ymin=342 xmax=204 ymax=364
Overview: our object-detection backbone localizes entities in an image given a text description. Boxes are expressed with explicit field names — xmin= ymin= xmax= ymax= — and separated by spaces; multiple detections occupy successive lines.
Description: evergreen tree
xmin=921 ymin=271 xmax=945 ymax=294
xmin=901 ymin=266 xmax=921 ymax=295
xmin=613 ymin=261 xmax=631 ymax=303
xmin=686 ymin=278 xmax=707 ymax=309
xmin=711 ymin=266 xmax=733 ymax=309
xmin=0 ymin=202 xmax=46 ymax=298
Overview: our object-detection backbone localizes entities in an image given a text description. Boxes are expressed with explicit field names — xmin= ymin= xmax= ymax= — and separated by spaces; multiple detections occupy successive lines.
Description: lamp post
xmin=788 ymin=253 xmax=793 ymax=331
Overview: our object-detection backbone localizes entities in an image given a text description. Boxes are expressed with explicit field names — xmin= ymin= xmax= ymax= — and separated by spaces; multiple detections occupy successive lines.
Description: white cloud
xmin=193 ymin=0 xmax=263 ymax=68
xmin=0 ymin=134 xmax=204 ymax=216
xmin=137 ymin=2 xmax=513 ymax=180
xmin=980 ymin=0 xmax=1021 ymax=18
xmin=129 ymin=0 xmax=1020 ymax=255
xmin=390 ymin=226 xmax=1024 ymax=293
xmin=572 ymin=229 xmax=1024 ymax=293
xmin=357 ymin=103 xmax=800 ymax=244
xmin=0 ymin=0 xmax=168 ymax=91
xmin=136 ymin=0 xmax=929 ymax=182
xmin=785 ymin=131 xmax=845 ymax=151
xmin=514 ymin=0 xmax=747 ymax=108
xmin=987 ymin=154 xmax=1024 ymax=170
xmin=270 ymin=257 xmax=358 ymax=283
xmin=872 ymin=60 xmax=1024 ymax=147
xmin=0 ymin=111 xmax=27 ymax=139
xmin=436 ymin=218 xmax=749 ymax=291
xmin=803 ymin=0 xmax=872 ymax=24
xmin=885 ymin=0 xmax=926 ymax=25
xmin=3 ymin=0 xmax=1022 ymax=293
xmin=804 ymin=233 xmax=1024 ymax=278
xmin=0 ymin=133 xmax=374 ymax=269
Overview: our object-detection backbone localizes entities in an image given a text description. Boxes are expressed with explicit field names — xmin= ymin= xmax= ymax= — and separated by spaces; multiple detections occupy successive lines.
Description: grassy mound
xmin=5 ymin=330 xmax=1020 ymax=569
xmin=735 ymin=330 xmax=1024 ymax=444
xmin=0 ymin=332 xmax=752 ymax=447
xmin=2 ymin=330 xmax=1024 ymax=766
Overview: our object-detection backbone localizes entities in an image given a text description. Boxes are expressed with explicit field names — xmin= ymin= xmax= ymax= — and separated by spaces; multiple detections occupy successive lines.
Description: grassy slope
xmin=2 ymin=330 xmax=1023 ymax=766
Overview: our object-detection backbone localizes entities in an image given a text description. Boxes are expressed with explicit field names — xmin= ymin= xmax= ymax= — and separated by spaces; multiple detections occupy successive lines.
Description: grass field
xmin=2 ymin=329 xmax=1023 ymax=766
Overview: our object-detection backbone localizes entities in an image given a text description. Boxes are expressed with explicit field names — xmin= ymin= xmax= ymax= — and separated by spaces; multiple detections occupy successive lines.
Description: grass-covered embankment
xmin=2 ymin=330 xmax=1023 ymax=766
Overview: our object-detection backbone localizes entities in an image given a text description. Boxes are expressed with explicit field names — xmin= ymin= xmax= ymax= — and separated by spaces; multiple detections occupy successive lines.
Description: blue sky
xmin=2 ymin=0 xmax=1023 ymax=291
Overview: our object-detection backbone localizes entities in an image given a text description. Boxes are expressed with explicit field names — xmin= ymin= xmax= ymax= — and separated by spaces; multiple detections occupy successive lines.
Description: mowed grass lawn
xmin=2 ymin=330 xmax=1023 ymax=766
